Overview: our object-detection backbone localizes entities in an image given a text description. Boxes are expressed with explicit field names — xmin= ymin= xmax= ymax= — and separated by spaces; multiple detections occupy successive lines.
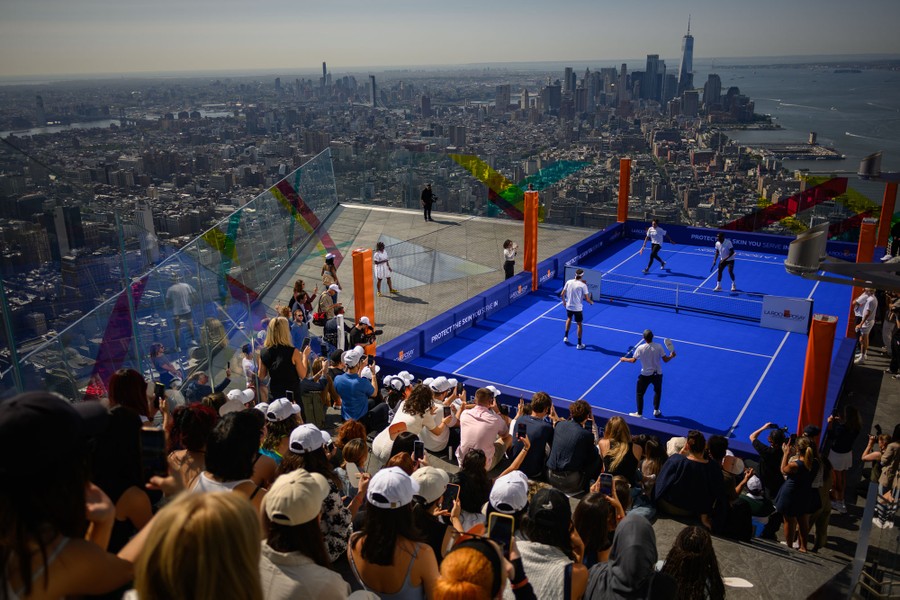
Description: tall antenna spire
xmin=687 ymin=15 xmax=691 ymax=36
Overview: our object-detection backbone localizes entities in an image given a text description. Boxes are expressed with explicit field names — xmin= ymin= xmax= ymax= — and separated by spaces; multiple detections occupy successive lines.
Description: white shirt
xmin=373 ymin=250 xmax=390 ymax=278
xmin=166 ymin=282 xmax=195 ymax=316
xmin=715 ymin=238 xmax=735 ymax=262
xmin=562 ymin=278 xmax=589 ymax=311
xmin=854 ymin=292 xmax=868 ymax=318
xmin=371 ymin=399 xmax=440 ymax=461
xmin=646 ymin=226 xmax=667 ymax=246
xmin=633 ymin=342 xmax=666 ymax=376
xmin=504 ymin=246 xmax=517 ymax=261
xmin=861 ymin=294 xmax=878 ymax=325
xmin=420 ymin=400 xmax=457 ymax=452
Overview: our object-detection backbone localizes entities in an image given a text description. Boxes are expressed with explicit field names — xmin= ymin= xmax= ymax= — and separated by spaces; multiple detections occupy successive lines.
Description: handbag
xmin=312 ymin=312 xmax=326 ymax=326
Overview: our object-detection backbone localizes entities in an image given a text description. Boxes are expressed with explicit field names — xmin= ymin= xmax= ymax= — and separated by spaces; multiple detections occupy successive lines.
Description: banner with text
xmin=760 ymin=295 xmax=814 ymax=333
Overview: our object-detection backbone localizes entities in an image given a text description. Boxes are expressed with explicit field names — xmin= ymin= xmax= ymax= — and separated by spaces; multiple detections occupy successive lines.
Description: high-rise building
xmin=703 ymin=74 xmax=722 ymax=109
xmin=135 ymin=199 xmax=159 ymax=264
xmin=35 ymin=95 xmax=46 ymax=127
xmin=521 ymin=88 xmax=529 ymax=110
xmin=563 ymin=67 xmax=573 ymax=95
xmin=495 ymin=84 xmax=511 ymax=113
xmin=682 ymin=90 xmax=700 ymax=117
xmin=54 ymin=206 xmax=85 ymax=258
xmin=369 ymin=75 xmax=377 ymax=107
xmin=617 ymin=63 xmax=628 ymax=105
xmin=677 ymin=18 xmax=694 ymax=95
xmin=644 ymin=55 xmax=661 ymax=101
xmin=421 ymin=95 xmax=432 ymax=118
xmin=322 ymin=62 xmax=327 ymax=88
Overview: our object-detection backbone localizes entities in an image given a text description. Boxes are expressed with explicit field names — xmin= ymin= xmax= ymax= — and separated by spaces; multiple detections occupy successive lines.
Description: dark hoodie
xmin=585 ymin=514 xmax=677 ymax=599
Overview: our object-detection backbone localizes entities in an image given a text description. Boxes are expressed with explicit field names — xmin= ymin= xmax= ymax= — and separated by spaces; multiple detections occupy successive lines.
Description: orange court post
xmin=617 ymin=158 xmax=631 ymax=223
xmin=845 ymin=219 xmax=876 ymax=337
xmin=351 ymin=248 xmax=376 ymax=355
xmin=797 ymin=315 xmax=838 ymax=436
xmin=523 ymin=190 xmax=539 ymax=291
xmin=876 ymin=181 xmax=898 ymax=249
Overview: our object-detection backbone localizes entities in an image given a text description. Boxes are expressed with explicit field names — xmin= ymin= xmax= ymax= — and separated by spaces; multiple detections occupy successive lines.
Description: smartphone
xmin=456 ymin=382 xmax=464 ymax=394
xmin=768 ymin=423 xmax=779 ymax=429
xmin=789 ymin=433 xmax=797 ymax=446
xmin=413 ymin=440 xmax=425 ymax=462
xmin=584 ymin=419 xmax=593 ymax=431
xmin=441 ymin=483 xmax=460 ymax=511
xmin=516 ymin=422 xmax=527 ymax=440
xmin=286 ymin=390 xmax=294 ymax=403
xmin=368 ymin=355 xmax=375 ymax=366
xmin=140 ymin=429 xmax=168 ymax=480
xmin=499 ymin=404 xmax=509 ymax=417
xmin=487 ymin=512 xmax=515 ymax=557
xmin=443 ymin=406 xmax=451 ymax=418
xmin=153 ymin=381 xmax=166 ymax=401
xmin=345 ymin=461 xmax=362 ymax=482
xmin=301 ymin=337 xmax=311 ymax=350
xmin=599 ymin=473 xmax=614 ymax=496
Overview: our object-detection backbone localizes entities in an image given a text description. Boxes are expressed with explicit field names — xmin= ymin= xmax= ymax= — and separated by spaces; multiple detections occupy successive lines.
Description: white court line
xmin=727 ymin=331 xmax=790 ymax=436
xmin=726 ymin=281 xmax=821 ymax=435
xmin=605 ymin=250 xmax=642 ymax=274
xmin=453 ymin=301 xmax=562 ymax=374
xmin=579 ymin=360 xmax=625 ymax=399
xmin=666 ymin=249 xmax=785 ymax=266
xmin=541 ymin=317 xmax=774 ymax=358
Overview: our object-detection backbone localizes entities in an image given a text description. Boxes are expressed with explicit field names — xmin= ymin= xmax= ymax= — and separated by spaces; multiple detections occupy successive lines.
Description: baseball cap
xmin=254 ymin=402 xmax=269 ymax=415
xmin=803 ymin=425 xmax=821 ymax=438
xmin=447 ymin=378 xmax=458 ymax=390
xmin=328 ymin=284 xmax=341 ymax=293
xmin=0 ymin=392 xmax=109 ymax=476
xmin=228 ymin=388 xmax=255 ymax=404
xmin=367 ymin=466 xmax=420 ymax=509
xmin=422 ymin=377 xmax=434 ymax=388
xmin=342 ymin=348 xmax=364 ymax=368
xmin=746 ymin=475 xmax=764 ymax=496
xmin=330 ymin=349 xmax=344 ymax=364
xmin=396 ymin=371 xmax=415 ymax=385
xmin=528 ymin=488 xmax=571 ymax=528
xmin=358 ymin=316 xmax=371 ymax=326
xmin=219 ymin=395 xmax=245 ymax=416
xmin=288 ymin=424 xmax=325 ymax=454
xmin=384 ymin=376 xmax=406 ymax=392
xmin=266 ymin=397 xmax=301 ymax=422
xmin=361 ymin=364 xmax=381 ymax=379
xmin=489 ymin=470 xmax=529 ymax=514
xmin=264 ymin=468 xmax=330 ymax=526
xmin=485 ymin=385 xmax=501 ymax=398
xmin=429 ymin=376 xmax=453 ymax=393
xmin=412 ymin=466 xmax=450 ymax=504
xmin=325 ymin=253 xmax=335 ymax=260
xmin=320 ymin=430 xmax=333 ymax=447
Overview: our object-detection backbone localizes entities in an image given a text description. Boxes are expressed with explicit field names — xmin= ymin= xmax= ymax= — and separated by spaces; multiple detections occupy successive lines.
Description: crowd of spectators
xmin=3 ymin=274 xmax=900 ymax=599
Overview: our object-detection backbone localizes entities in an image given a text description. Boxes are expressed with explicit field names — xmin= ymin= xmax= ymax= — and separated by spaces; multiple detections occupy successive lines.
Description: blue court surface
xmin=408 ymin=238 xmax=851 ymax=445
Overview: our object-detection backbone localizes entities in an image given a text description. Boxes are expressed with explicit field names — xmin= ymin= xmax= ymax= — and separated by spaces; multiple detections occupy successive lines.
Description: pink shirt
xmin=457 ymin=405 xmax=507 ymax=465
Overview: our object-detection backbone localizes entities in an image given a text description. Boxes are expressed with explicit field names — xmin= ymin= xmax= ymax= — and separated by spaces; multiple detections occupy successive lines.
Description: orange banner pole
xmin=846 ymin=219 xmax=877 ymax=337
xmin=797 ymin=314 xmax=838 ymax=437
xmin=524 ymin=191 xmax=539 ymax=290
xmin=351 ymin=248 xmax=376 ymax=355
xmin=617 ymin=158 xmax=631 ymax=223
xmin=877 ymin=181 xmax=898 ymax=249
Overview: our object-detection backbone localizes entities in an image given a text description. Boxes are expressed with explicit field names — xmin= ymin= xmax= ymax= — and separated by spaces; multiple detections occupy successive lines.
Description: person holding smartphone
xmin=372 ymin=384 xmax=454 ymax=465
xmin=547 ymin=400 xmax=602 ymax=495
xmin=420 ymin=376 xmax=461 ymax=455
xmin=774 ymin=435 xmax=816 ymax=552
xmin=508 ymin=392 xmax=555 ymax=480
xmin=334 ymin=347 xmax=388 ymax=434
xmin=412 ymin=466 xmax=463 ymax=564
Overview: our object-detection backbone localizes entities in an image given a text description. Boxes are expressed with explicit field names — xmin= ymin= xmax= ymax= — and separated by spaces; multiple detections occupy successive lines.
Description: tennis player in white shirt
xmin=561 ymin=268 xmax=594 ymax=349
xmin=711 ymin=232 xmax=737 ymax=292
xmin=640 ymin=219 xmax=676 ymax=273
xmin=620 ymin=329 xmax=676 ymax=418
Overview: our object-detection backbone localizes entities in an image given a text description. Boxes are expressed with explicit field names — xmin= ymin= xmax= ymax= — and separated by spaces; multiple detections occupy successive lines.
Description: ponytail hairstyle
xmin=797 ymin=435 xmax=814 ymax=466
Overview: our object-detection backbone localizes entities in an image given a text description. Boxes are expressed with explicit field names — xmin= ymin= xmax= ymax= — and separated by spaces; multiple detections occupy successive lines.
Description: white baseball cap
xmin=342 ymin=348 xmax=364 ymax=368
xmin=447 ymin=378 xmax=458 ymax=390
xmin=490 ymin=470 xmax=529 ymax=514
xmin=325 ymin=253 xmax=335 ymax=260
xmin=265 ymin=468 xmax=330 ymax=526
xmin=266 ymin=397 xmax=302 ymax=422
xmin=412 ymin=466 xmax=450 ymax=505
xmin=219 ymin=395 xmax=245 ymax=417
xmin=320 ymin=430 xmax=333 ymax=446
xmin=397 ymin=371 xmax=415 ymax=384
xmin=328 ymin=284 xmax=341 ymax=293
xmin=361 ymin=364 xmax=381 ymax=379
xmin=254 ymin=402 xmax=269 ymax=414
xmin=227 ymin=388 xmax=255 ymax=404
xmin=429 ymin=376 xmax=453 ymax=393
xmin=485 ymin=385 xmax=501 ymax=398
xmin=288 ymin=424 xmax=325 ymax=454
xmin=384 ymin=376 xmax=406 ymax=392
xmin=422 ymin=377 xmax=434 ymax=388
xmin=367 ymin=466 xmax=420 ymax=509
xmin=358 ymin=316 xmax=371 ymax=326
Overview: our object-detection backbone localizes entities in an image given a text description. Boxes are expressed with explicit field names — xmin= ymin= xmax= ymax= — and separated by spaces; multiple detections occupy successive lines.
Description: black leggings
xmin=636 ymin=372 xmax=663 ymax=414
xmin=504 ymin=260 xmax=514 ymax=280
xmin=717 ymin=259 xmax=735 ymax=282
xmin=646 ymin=244 xmax=664 ymax=269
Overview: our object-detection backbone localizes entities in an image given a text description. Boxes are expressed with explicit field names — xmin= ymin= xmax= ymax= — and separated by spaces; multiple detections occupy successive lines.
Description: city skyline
xmin=2 ymin=0 xmax=900 ymax=78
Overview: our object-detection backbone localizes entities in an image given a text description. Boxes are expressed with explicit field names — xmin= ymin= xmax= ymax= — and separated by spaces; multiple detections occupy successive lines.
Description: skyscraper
xmin=369 ymin=75 xmax=377 ymax=107
xmin=644 ymin=55 xmax=661 ymax=101
xmin=677 ymin=18 xmax=694 ymax=95
xmin=136 ymin=199 xmax=159 ymax=264
xmin=563 ymin=67 xmax=573 ymax=95
xmin=35 ymin=95 xmax=46 ymax=127
xmin=495 ymin=84 xmax=511 ymax=113
xmin=421 ymin=95 xmax=432 ymax=118
xmin=322 ymin=62 xmax=327 ymax=88
xmin=703 ymin=74 xmax=722 ymax=110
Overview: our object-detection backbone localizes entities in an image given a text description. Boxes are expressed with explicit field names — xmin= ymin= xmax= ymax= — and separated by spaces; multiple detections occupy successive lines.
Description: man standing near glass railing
xmin=421 ymin=183 xmax=436 ymax=222
xmin=166 ymin=274 xmax=198 ymax=353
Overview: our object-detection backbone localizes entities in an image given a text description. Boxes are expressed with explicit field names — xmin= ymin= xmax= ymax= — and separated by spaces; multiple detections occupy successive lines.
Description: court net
xmin=565 ymin=266 xmax=765 ymax=322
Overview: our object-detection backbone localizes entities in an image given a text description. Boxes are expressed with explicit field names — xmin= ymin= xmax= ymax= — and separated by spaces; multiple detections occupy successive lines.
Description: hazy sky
xmin=2 ymin=0 xmax=899 ymax=77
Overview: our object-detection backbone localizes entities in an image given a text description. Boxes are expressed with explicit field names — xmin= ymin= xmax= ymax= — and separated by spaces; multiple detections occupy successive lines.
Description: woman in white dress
xmin=374 ymin=242 xmax=397 ymax=297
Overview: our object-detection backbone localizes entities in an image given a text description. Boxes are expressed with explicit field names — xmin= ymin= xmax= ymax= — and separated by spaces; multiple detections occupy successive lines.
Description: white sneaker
xmin=838 ymin=502 xmax=848 ymax=514
xmin=731 ymin=283 xmax=737 ymax=292
xmin=577 ymin=343 xmax=586 ymax=350
xmin=642 ymin=268 xmax=649 ymax=274
xmin=854 ymin=354 xmax=866 ymax=364
xmin=653 ymin=409 xmax=662 ymax=417
xmin=628 ymin=412 xmax=642 ymax=417
xmin=713 ymin=284 xmax=722 ymax=291
xmin=660 ymin=262 xmax=667 ymax=269
xmin=563 ymin=336 xmax=568 ymax=343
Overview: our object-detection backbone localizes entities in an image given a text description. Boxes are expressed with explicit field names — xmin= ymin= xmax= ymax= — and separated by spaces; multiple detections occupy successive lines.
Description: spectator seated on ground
xmin=573 ymin=491 xmax=624 ymax=569
xmin=259 ymin=468 xmax=358 ymax=600
xmin=457 ymin=387 xmax=513 ymax=472
xmin=452 ymin=449 xmax=493 ymax=531
xmin=707 ymin=434 xmax=753 ymax=542
xmin=652 ymin=430 xmax=723 ymax=530
xmin=382 ymin=373 xmax=412 ymax=413
xmin=508 ymin=392 xmax=555 ymax=480
xmin=372 ymin=384 xmax=453 ymax=465
xmin=420 ymin=376 xmax=462 ymax=456
xmin=547 ymin=399 xmax=601 ymax=494
xmin=741 ymin=475 xmax=775 ymax=519
xmin=511 ymin=487 xmax=588 ymax=600
xmin=486 ymin=470 xmax=531 ymax=540
xmin=631 ymin=436 xmax=666 ymax=520
xmin=253 ymin=397 xmax=303 ymax=488
xmin=348 ymin=467 xmax=440 ymax=598
xmin=435 ymin=534 xmax=538 ymax=600
xmin=277 ymin=424 xmax=363 ymax=565
xmin=168 ymin=403 xmax=219 ymax=489
xmin=659 ymin=525 xmax=725 ymax=600
xmin=412 ymin=466 xmax=464 ymax=564
xmin=598 ymin=416 xmax=643 ymax=485
xmin=334 ymin=348 xmax=388 ymax=435
xmin=330 ymin=419 xmax=367 ymax=471
xmin=337 ymin=438 xmax=369 ymax=498
xmin=585 ymin=513 xmax=677 ymax=600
